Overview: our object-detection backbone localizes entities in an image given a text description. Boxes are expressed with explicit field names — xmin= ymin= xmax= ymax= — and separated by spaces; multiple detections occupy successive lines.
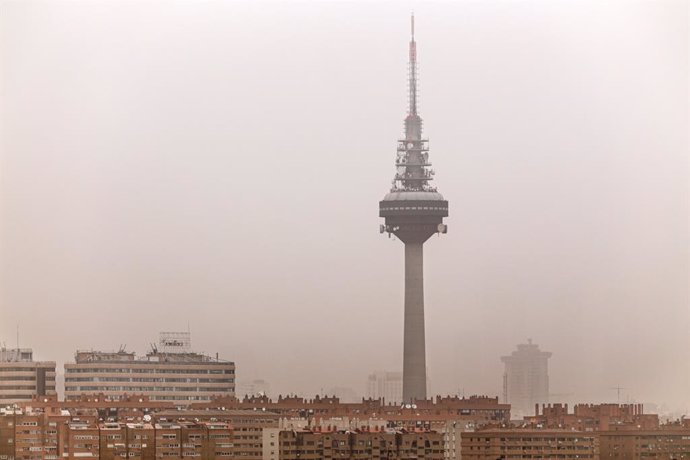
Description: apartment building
xmin=154 ymin=409 xmax=279 ymax=459
xmin=526 ymin=403 xmax=659 ymax=431
xmin=0 ymin=409 xmax=232 ymax=460
xmin=153 ymin=420 xmax=233 ymax=459
xmin=599 ymin=427 xmax=690 ymax=459
xmin=461 ymin=429 xmax=599 ymax=460
xmin=0 ymin=410 xmax=15 ymax=460
xmin=0 ymin=348 xmax=56 ymax=406
xmin=263 ymin=428 xmax=445 ymax=460
xmin=192 ymin=394 xmax=510 ymax=425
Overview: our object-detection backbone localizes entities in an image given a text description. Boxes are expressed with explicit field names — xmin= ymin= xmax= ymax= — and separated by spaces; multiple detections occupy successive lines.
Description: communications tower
xmin=379 ymin=15 xmax=449 ymax=402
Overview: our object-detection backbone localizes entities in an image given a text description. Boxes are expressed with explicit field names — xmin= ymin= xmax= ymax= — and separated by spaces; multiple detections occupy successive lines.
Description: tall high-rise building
xmin=379 ymin=15 xmax=449 ymax=402
xmin=501 ymin=339 xmax=552 ymax=417
xmin=237 ymin=378 xmax=272 ymax=398
xmin=64 ymin=332 xmax=235 ymax=404
xmin=366 ymin=371 xmax=403 ymax=404
xmin=0 ymin=347 xmax=56 ymax=405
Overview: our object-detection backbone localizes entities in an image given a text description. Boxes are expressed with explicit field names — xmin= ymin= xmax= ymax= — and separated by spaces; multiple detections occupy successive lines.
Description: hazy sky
xmin=1 ymin=0 xmax=688 ymax=411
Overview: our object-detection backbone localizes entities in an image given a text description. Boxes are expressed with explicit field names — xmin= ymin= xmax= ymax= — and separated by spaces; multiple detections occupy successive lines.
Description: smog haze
xmin=0 ymin=1 xmax=688 ymax=412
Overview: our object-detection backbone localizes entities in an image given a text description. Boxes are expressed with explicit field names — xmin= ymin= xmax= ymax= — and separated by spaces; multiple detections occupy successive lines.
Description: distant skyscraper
xmin=325 ymin=386 xmax=360 ymax=403
xmin=366 ymin=371 xmax=403 ymax=404
xmin=501 ymin=339 xmax=552 ymax=418
xmin=0 ymin=347 xmax=56 ymax=405
xmin=379 ymin=15 xmax=449 ymax=403
xmin=237 ymin=379 xmax=272 ymax=398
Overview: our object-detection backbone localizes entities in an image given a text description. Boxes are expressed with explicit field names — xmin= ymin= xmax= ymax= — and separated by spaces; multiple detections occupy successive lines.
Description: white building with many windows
xmin=64 ymin=333 xmax=235 ymax=404
xmin=0 ymin=347 xmax=56 ymax=406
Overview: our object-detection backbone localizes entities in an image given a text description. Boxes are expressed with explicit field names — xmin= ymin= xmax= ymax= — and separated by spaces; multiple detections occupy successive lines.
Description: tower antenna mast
xmin=408 ymin=13 xmax=418 ymax=117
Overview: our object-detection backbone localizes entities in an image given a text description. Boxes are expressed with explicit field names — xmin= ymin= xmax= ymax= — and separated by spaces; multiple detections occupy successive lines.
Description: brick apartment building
xmin=461 ymin=429 xmax=599 ymax=459
xmin=0 ymin=408 xmax=233 ymax=460
xmin=599 ymin=426 xmax=690 ymax=459
xmin=192 ymin=394 xmax=511 ymax=426
xmin=263 ymin=427 xmax=445 ymax=460
xmin=6 ymin=395 xmax=687 ymax=460
xmin=154 ymin=409 xmax=279 ymax=458
xmin=461 ymin=403 xmax=688 ymax=460
xmin=526 ymin=403 xmax=659 ymax=431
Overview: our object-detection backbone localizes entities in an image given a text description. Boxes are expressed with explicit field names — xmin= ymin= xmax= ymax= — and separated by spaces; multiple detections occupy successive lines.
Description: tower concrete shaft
xmin=403 ymin=242 xmax=426 ymax=401
xmin=379 ymin=14 xmax=448 ymax=403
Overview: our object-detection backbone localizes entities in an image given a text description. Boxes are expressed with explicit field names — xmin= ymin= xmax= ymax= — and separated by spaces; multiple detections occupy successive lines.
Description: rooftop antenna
xmin=16 ymin=323 xmax=19 ymax=349
xmin=411 ymin=11 xmax=414 ymax=40
xmin=610 ymin=386 xmax=625 ymax=404
xmin=408 ymin=12 xmax=418 ymax=117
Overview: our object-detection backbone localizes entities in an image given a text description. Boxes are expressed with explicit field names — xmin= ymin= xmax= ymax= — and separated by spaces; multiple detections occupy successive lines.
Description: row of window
xmin=0 ymin=368 xmax=55 ymax=373
xmin=65 ymin=368 xmax=233 ymax=375
xmin=66 ymin=386 xmax=233 ymax=392
xmin=382 ymin=206 xmax=448 ymax=211
xmin=65 ymin=377 xmax=233 ymax=383
xmin=0 ymin=387 xmax=56 ymax=393
xmin=469 ymin=437 xmax=594 ymax=443
xmin=63 ymin=394 xmax=218 ymax=402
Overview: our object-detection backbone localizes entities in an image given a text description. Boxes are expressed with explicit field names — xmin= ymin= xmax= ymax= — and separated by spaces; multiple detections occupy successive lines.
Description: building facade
xmin=154 ymin=409 xmax=279 ymax=458
xmin=599 ymin=428 xmax=690 ymax=459
xmin=0 ymin=408 xmax=233 ymax=460
xmin=263 ymin=428 xmax=445 ymax=460
xmin=0 ymin=348 xmax=56 ymax=406
xmin=64 ymin=349 xmax=234 ymax=404
xmin=526 ymin=403 xmax=658 ymax=431
xmin=501 ymin=339 xmax=551 ymax=418
xmin=461 ymin=429 xmax=599 ymax=460
xmin=191 ymin=394 xmax=510 ymax=426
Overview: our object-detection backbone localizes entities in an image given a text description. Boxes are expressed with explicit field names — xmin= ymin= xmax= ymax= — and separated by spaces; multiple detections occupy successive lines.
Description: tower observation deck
xmin=379 ymin=15 xmax=449 ymax=402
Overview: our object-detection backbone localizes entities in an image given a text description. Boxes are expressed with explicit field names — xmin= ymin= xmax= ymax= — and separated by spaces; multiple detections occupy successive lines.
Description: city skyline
xmin=0 ymin=1 xmax=687 ymax=413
